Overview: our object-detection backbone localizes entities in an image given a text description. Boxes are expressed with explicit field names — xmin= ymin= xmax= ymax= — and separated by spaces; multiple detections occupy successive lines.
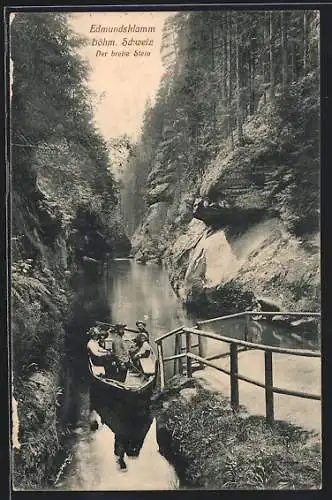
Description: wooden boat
xmin=88 ymin=326 xmax=158 ymax=400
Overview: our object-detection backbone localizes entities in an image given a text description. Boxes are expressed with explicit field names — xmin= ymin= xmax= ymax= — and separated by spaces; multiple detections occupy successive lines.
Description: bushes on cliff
xmin=11 ymin=262 xmax=70 ymax=489
xmin=186 ymin=280 xmax=255 ymax=318
xmin=12 ymin=258 xmax=69 ymax=377
xmin=13 ymin=372 xmax=69 ymax=490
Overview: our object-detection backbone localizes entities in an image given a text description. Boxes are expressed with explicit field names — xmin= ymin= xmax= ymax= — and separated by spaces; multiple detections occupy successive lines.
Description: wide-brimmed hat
xmin=115 ymin=323 xmax=127 ymax=329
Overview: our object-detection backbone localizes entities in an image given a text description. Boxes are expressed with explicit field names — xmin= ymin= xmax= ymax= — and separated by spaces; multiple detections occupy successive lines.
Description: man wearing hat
xmin=130 ymin=321 xmax=151 ymax=369
xmin=131 ymin=332 xmax=151 ymax=368
xmin=136 ymin=320 xmax=149 ymax=339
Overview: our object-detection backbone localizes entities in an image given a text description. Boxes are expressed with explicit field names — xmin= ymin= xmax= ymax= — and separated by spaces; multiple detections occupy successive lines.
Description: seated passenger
xmin=131 ymin=332 xmax=151 ymax=370
xmin=98 ymin=329 xmax=110 ymax=349
xmin=87 ymin=327 xmax=116 ymax=378
xmin=87 ymin=327 xmax=111 ymax=364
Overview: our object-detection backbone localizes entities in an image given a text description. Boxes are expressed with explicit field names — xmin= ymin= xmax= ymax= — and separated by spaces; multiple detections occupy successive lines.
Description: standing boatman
xmin=109 ymin=324 xmax=130 ymax=382
xmin=136 ymin=320 xmax=149 ymax=340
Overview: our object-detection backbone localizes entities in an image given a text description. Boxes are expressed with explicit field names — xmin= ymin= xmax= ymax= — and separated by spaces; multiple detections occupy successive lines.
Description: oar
xmin=128 ymin=358 xmax=143 ymax=375
xmin=95 ymin=321 xmax=139 ymax=334
xmin=96 ymin=320 xmax=114 ymax=328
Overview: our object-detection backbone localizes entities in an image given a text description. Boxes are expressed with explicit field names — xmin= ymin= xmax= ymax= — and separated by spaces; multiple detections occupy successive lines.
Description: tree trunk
xmin=269 ymin=11 xmax=275 ymax=98
xmin=235 ymin=18 xmax=243 ymax=143
xmin=248 ymin=52 xmax=252 ymax=115
xmin=211 ymin=15 xmax=216 ymax=137
xmin=303 ymin=10 xmax=308 ymax=73
xmin=251 ymin=22 xmax=256 ymax=113
xmin=211 ymin=14 xmax=215 ymax=72
xmin=291 ymin=38 xmax=296 ymax=82
xmin=222 ymin=12 xmax=227 ymax=103
xmin=227 ymin=12 xmax=234 ymax=149
xmin=280 ymin=10 xmax=288 ymax=88
xmin=280 ymin=11 xmax=285 ymax=88
xmin=262 ymin=12 xmax=267 ymax=104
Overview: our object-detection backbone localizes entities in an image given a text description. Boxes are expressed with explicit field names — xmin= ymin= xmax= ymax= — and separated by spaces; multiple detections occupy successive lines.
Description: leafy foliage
xmin=11 ymin=12 xmax=118 ymax=234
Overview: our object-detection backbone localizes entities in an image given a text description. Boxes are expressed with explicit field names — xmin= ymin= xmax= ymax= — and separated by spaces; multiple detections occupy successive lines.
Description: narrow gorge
xmin=121 ymin=10 xmax=320 ymax=318
xmin=9 ymin=9 xmax=321 ymax=491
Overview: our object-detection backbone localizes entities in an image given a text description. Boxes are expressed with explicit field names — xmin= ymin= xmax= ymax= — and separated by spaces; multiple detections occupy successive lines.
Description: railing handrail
xmin=197 ymin=310 xmax=321 ymax=326
xmin=196 ymin=311 xmax=248 ymax=324
xmin=154 ymin=310 xmax=321 ymax=343
xmin=182 ymin=327 xmax=321 ymax=357
xmin=155 ymin=312 xmax=321 ymax=424
xmin=186 ymin=352 xmax=321 ymax=401
xmin=154 ymin=326 xmax=184 ymax=344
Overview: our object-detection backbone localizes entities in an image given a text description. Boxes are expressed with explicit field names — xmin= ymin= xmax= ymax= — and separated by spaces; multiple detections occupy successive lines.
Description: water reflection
xmin=91 ymin=391 xmax=153 ymax=465
xmin=55 ymin=378 xmax=179 ymax=490
xmin=56 ymin=259 xmax=318 ymax=490
xmin=56 ymin=261 xmax=180 ymax=490
xmin=105 ymin=259 xmax=198 ymax=378
xmin=105 ymin=259 xmax=196 ymax=331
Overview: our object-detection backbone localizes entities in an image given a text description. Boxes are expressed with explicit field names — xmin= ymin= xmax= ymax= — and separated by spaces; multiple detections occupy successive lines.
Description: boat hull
xmin=88 ymin=356 xmax=158 ymax=404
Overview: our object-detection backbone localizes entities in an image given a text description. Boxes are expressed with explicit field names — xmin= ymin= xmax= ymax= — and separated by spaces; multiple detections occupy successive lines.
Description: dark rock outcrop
xmin=192 ymin=196 xmax=270 ymax=228
xmin=165 ymin=218 xmax=320 ymax=317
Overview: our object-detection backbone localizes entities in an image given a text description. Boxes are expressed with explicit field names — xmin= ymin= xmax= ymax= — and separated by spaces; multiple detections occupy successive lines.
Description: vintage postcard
xmin=9 ymin=7 xmax=321 ymax=492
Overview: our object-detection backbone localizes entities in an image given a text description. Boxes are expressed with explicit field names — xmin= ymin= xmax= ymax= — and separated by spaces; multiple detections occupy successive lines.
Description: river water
xmin=54 ymin=258 xmax=320 ymax=490
xmin=54 ymin=259 xmax=198 ymax=491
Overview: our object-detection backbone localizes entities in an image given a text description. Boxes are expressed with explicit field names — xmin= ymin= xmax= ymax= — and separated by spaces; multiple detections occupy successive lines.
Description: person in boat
xmin=109 ymin=323 xmax=130 ymax=382
xmin=87 ymin=327 xmax=116 ymax=378
xmin=136 ymin=320 xmax=149 ymax=339
xmin=97 ymin=328 xmax=109 ymax=349
xmin=87 ymin=327 xmax=112 ymax=363
xmin=131 ymin=332 xmax=151 ymax=370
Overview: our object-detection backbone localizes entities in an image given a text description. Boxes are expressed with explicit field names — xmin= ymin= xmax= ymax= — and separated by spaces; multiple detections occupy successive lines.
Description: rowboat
xmin=88 ymin=326 xmax=158 ymax=400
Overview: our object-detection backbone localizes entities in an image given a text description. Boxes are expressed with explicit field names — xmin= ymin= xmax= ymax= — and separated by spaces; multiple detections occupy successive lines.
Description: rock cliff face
xmin=11 ymin=187 xmax=75 ymax=489
xmin=132 ymin=111 xmax=320 ymax=315
xmin=128 ymin=9 xmax=319 ymax=317
xmin=165 ymin=218 xmax=319 ymax=316
xmin=134 ymin=204 xmax=319 ymax=316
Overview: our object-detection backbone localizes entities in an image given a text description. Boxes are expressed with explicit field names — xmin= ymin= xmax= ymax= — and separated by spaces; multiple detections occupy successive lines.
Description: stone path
xmin=193 ymin=349 xmax=321 ymax=437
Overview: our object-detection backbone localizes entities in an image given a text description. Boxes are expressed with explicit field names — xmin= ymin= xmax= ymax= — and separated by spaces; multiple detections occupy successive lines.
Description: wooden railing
xmin=155 ymin=312 xmax=321 ymax=425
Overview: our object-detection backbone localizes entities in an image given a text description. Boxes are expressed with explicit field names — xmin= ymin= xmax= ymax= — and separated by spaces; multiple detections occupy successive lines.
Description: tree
xmin=126 ymin=9 xmax=320 ymax=241
xmin=11 ymin=12 xmax=118 ymax=236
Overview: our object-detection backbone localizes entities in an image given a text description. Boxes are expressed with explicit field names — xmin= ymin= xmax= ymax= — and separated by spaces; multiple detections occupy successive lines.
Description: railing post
xmin=264 ymin=350 xmax=274 ymax=424
xmin=230 ymin=343 xmax=239 ymax=410
xmin=185 ymin=330 xmax=192 ymax=378
xmin=196 ymin=323 xmax=204 ymax=370
xmin=178 ymin=331 xmax=183 ymax=375
xmin=157 ymin=342 xmax=165 ymax=390
xmin=244 ymin=313 xmax=249 ymax=348
xmin=173 ymin=333 xmax=179 ymax=375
